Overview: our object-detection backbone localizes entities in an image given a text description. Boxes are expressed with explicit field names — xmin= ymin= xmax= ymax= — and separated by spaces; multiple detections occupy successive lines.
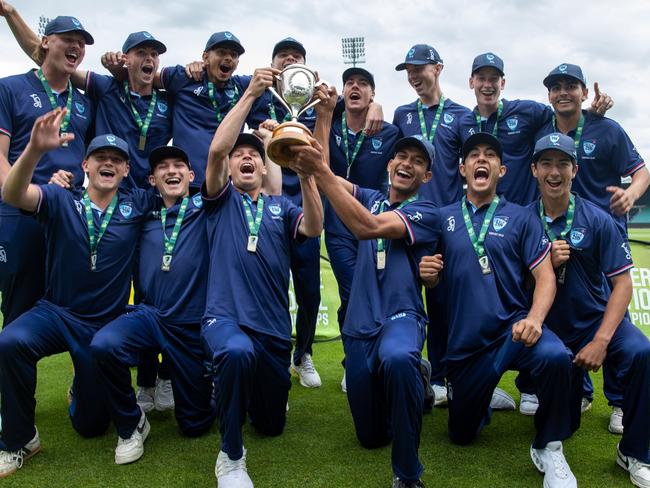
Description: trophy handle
xmin=296 ymin=99 xmax=321 ymax=118
xmin=267 ymin=87 xmax=293 ymax=116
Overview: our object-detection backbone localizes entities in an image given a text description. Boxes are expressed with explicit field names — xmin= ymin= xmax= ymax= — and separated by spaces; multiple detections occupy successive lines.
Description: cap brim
xmin=86 ymin=145 xmax=129 ymax=160
xmin=206 ymin=40 xmax=245 ymax=55
xmin=232 ymin=133 xmax=265 ymax=160
xmin=149 ymin=146 xmax=190 ymax=169
xmin=394 ymin=137 xmax=433 ymax=167
xmin=128 ymin=39 xmax=167 ymax=55
xmin=543 ymin=73 xmax=585 ymax=89
xmin=462 ymin=132 xmax=503 ymax=161
xmin=342 ymin=67 xmax=374 ymax=89
xmin=49 ymin=28 xmax=94 ymax=45
xmin=395 ymin=59 xmax=435 ymax=71
xmin=533 ymin=146 xmax=576 ymax=163
xmin=471 ymin=63 xmax=504 ymax=76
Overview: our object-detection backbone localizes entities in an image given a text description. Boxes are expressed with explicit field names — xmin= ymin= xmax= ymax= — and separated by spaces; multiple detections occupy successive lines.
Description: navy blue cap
xmin=204 ymin=31 xmax=244 ymax=55
xmin=43 ymin=16 xmax=94 ymax=45
xmin=543 ymin=63 xmax=587 ymax=89
xmin=149 ymin=145 xmax=191 ymax=170
xmin=533 ymin=132 xmax=577 ymax=163
xmin=232 ymin=133 xmax=265 ymax=161
xmin=85 ymin=134 xmax=129 ymax=160
xmin=394 ymin=135 xmax=435 ymax=169
xmin=462 ymin=132 xmax=503 ymax=161
xmin=122 ymin=31 xmax=167 ymax=55
xmin=395 ymin=44 xmax=443 ymax=71
xmin=471 ymin=52 xmax=504 ymax=75
xmin=272 ymin=37 xmax=306 ymax=59
xmin=342 ymin=67 xmax=375 ymax=89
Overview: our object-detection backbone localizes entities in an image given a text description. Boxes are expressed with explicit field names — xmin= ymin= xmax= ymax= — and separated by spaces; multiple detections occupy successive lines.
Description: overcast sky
xmin=1 ymin=0 xmax=648 ymax=155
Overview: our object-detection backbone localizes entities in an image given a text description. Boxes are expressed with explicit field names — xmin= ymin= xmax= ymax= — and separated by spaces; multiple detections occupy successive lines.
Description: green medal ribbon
xmin=474 ymin=99 xmax=503 ymax=137
xmin=538 ymin=194 xmax=575 ymax=284
xmin=242 ymin=194 xmax=264 ymax=252
xmin=37 ymin=68 xmax=73 ymax=145
xmin=376 ymin=195 xmax=418 ymax=269
xmin=208 ymin=81 xmax=239 ymax=122
xmin=82 ymin=191 xmax=118 ymax=271
xmin=123 ymin=82 xmax=158 ymax=151
xmin=160 ymin=197 xmax=189 ymax=271
xmin=552 ymin=113 xmax=585 ymax=153
xmin=341 ymin=112 xmax=366 ymax=178
xmin=417 ymin=94 xmax=446 ymax=142
xmin=268 ymin=102 xmax=291 ymax=123
xmin=461 ymin=195 xmax=500 ymax=274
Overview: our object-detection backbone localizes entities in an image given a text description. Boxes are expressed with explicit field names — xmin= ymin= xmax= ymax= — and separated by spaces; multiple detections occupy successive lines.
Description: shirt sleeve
xmin=520 ymin=211 xmax=551 ymax=270
xmin=393 ymin=200 xmax=440 ymax=247
xmin=282 ymin=196 xmax=305 ymax=241
xmin=160 ymin=65 xmax=187 ymax=95
xmin=201 ymin=179 xmax=232 ymax=215
xmin=0 ymin=80 xmax=14 ymax=138
xmin=34 ymin=184 xmax=65 ymax=223
xmin=611 ymin=123 xmax=645 ymax=177
xmin=84 ymin=72 xmax=114 ymax=102
xmin=530 ymin=101 xmax=554 ymax=132
xmin=597 ymin=212 xmax=634 ymax=277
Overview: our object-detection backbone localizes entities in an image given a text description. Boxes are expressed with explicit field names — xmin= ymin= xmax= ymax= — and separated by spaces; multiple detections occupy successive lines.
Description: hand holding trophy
xmin=266 ymin=64 xmax=327 ymax=166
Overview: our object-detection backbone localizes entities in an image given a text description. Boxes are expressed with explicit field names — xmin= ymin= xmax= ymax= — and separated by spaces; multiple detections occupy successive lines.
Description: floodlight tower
xmin=37 ymin=15 xmax=50 ymax=36
xmin=341 ymin=37 xmax=366 ymax=67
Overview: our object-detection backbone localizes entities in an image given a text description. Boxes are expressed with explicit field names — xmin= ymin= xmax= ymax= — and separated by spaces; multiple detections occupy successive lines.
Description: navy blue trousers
xmin=0 ymin=213 xmax=45 ymax=326
xmin=447 ymin=326 xmax=576 ymax=449
xmin=324 ymin=231 xmax=358 ymax=331
xmin=291 ymin=236 xmax=321 ymax=365
xmin=343 ymin=313 xmax=427 ymax=484
xmin=90 ymin=305 xmax=215 ymax=439
xmin=424 ymin=282 xmax=448 ymax=386
xmin=0 ymin=301 xmax=110 ymax=450
xmin=201 ymin=319 xmax=291 ymax=460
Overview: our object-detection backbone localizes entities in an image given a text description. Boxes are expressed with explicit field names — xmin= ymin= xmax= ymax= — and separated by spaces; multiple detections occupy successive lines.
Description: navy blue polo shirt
xmin=0 ymin=70 xmax=93 ymax=214
xmin=160 ymin=66 xmax=251 ymax=186
xmin=138 ymin=192 xmax=207 ymax=325
xmin=536 ymin=110 xmax=645 ymax=235
xmin=246 ymin=91 xmax=318 ymax=203
xmin=85 ymin=72 xmax=172 ymax=189
xmin=343 ymin=187 xmax=440 ymax=338
xmin=459 ymin=99 xmax=553 ymax=206
xmin=439 ymin=196 xmax=551 ymax=361
xmin=325 ymin=117 xmax=400 ymax=237
xmin=202 ymin=180 xmax=305 ymax=341
xmin=392 ymin=97 xmax=471 ymax=206
xmin=34 ymin=184 xmax=155 ymax=325
xmin=531 ymin=195 xmax=634 ymax=343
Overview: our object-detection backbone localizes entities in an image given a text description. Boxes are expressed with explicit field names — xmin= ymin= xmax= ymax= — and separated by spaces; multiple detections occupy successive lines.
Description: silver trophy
xmin=266 ymin=64 xmax=324 ymax=166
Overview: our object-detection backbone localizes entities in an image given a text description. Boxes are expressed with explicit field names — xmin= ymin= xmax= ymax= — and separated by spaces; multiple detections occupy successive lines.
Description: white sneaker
xmin=581 ymin=397 xmax=592 ymax=414
xmin=341 ymin=372 xmax=347 ymax=393
xmin=490 ymin=387 xmax=516 ymax=411
xmin=154 ymin=378 xmax=175 ymax=411
xmin=136 ymin=386 xmax=155 ymax=413
xmin=609 ymin=407 xmax=624 ymax=435
xmin=115 ymin=410 xmax=150 ymax=465
xmin=520 ymin=393 xmax=539 ymax=416
xmin=0 ymin=428 xmax=41 ymax=478
xmin=530 ymin=441 xmax=577 ymax=487
xmin=432 ymin=384 xmax=448 ymax=407
xmin=291 ymin=353 xmax=321 ymax=388
xmin=215 ymin=448 xmax=254 ymax=488
xmin=617 ymin=443 xmax=650 ymax=488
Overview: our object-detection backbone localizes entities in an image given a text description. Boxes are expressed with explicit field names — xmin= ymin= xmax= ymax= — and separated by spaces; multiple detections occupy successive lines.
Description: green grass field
xmin=0 ymin=339 xmax=634 ymax=488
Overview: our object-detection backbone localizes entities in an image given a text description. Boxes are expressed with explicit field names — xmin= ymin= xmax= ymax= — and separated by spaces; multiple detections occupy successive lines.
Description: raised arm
xmin=254 ymin=119 xmax=282 ymax=196
xmin=205 ymin=67 xmax=278 ymax=196
xmin=2 ymin=108 xmax=74 ymax=211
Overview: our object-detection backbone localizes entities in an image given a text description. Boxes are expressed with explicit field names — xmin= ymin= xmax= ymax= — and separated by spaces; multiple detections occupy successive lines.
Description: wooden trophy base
xmin=266 ymin=121 xmax=312 ymax=167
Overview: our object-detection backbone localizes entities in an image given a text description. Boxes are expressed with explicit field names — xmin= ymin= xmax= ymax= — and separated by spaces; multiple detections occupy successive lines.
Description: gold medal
xmin=61 ymin=132 xmax=69 ymax=147
xmin=161 ymin=254 xmax=172 ymax=272
xmin=138 ymin=135 xmax=146 ymax=151
xmin=90 ymin=252 xmax=97 ymax=271
xmin=247 ymin=235 xmax=258 ymax=253
xmin=479 ymin=255 xmax=492 ymax=275
xmin=377 ymin=250 xmax=386 ymax=270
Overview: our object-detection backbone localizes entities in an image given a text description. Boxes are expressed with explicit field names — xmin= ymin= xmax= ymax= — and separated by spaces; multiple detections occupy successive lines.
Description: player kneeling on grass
xmin=0 ymin=110 xmax=157 ymax=478
xmin=89 ymin=145 xmax=216 ymax=465
xmin=420 ymin=133 xmax=578 ymax=488
xmin=200 ymin=68 xmax=323 ymax=487
xmin=529 ymin=132 xmax=650 ymax=488
xmin=291 ymin=84 xmax=438 ymax=488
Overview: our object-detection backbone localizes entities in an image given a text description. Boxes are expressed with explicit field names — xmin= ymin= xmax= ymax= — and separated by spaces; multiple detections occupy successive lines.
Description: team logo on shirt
xmin=444 ymin=113 xmax=454 ymax=124
xmin=621 ymin=242 xmax=632 ymax=260
xmin=29 ymin=94 xmax=43 ymax=108
xmin=157 ymin=101 xmax=168 ymax=113
xmin=192 ymin=193 xmax=203 ymax=208
xmin=540 ymin=236 xmax=550 ymax=250
xmin=119 ymin=203 xmax=133 ymax=218
xmin=446 ymin=216 xmax=455 ymax=232
xmin=0 ymin=246 xmax=6 ymax=263
xmin=583 ymin=141 xmax=596 ymax=155
xmin=468 ymin=127 xmax=476 ymax=136
xmin=225 ymin=89 xmax=235 ymax=99
xmin=74 ymin=200 xmax=83 ymax=214
xmin=305 ymin=107 xmax=315 ymax=117
xmin=406 ymin=113 xmax=413 ymax=125
xmin=370 ymin=200 xmax=383 ymax=214
xmin=371 ymin=138 xmax=383 ymax=151
xmin=506 ymin=117 xmax=518 ymax=131
xmin=194 ymin=86 xmax=204 ymax=96
xmin=335 ymin=135 xmax=342 ymax=146
xmin=75 ymin=101 xmax=85 ymax=114
xmin=570 ymin=228 xmax=586 ymax=246
xmin=407 ymin=211 xmax=422 ymax=222
xmin=269 ymin=203 xmax=282 ymax=216
xmin=492 ymin=216 xmax=509 ymax=231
